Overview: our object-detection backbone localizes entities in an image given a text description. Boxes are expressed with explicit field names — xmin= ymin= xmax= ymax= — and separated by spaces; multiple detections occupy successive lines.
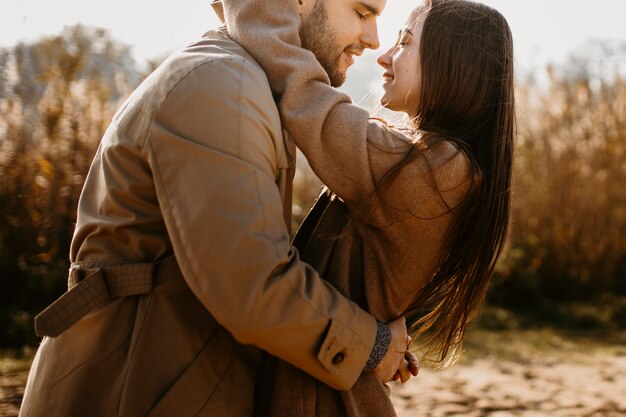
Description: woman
xmin=223 ymin=0 xmax=515 ymax=415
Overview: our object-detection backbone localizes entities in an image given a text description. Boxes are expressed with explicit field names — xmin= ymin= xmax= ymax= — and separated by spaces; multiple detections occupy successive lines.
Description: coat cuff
xmin=316 ymin=310 xmax=377 ymax=389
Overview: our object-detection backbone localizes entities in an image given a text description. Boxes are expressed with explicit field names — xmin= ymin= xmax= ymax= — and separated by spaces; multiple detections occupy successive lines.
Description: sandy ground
xmin=0 ymin=369 xmax=26 ymax=417
xmin=2 ymin=331 xmax=626 ymax=417
xmin=390 ymin=354 xmax=626 ymax=417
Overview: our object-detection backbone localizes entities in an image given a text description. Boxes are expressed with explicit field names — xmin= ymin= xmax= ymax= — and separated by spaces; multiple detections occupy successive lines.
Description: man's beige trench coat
xmin=19 ymin=27 xmax=378 ymax=417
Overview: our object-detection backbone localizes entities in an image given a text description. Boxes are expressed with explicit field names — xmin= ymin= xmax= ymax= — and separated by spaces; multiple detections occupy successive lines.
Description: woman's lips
xmin=382 ymin=73 xmax=394 ymax=82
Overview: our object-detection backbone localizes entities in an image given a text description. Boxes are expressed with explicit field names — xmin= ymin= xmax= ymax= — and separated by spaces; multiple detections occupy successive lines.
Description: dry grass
xmin=0 ymin=349 xmax=33 ymax=417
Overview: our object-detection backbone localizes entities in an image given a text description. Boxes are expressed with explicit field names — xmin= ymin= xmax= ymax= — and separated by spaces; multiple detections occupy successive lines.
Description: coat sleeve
xmin=144 ymin=57 xmax=376 ymax=390
xmin=220 ymin=0 xmax=417 ymax=216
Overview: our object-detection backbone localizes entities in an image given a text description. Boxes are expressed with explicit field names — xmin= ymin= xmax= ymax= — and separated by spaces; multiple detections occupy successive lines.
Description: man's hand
xmin=371 ymin=316 xmax=408 ymax=383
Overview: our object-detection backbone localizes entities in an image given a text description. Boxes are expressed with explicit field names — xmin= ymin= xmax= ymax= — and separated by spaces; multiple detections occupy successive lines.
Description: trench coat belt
xmin=34 ymin=261 xmax=166 ymax=338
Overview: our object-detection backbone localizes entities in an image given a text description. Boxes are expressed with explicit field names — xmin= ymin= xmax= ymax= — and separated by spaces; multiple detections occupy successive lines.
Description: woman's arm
xmin=220 ymin=0 xmax=414 ymax=215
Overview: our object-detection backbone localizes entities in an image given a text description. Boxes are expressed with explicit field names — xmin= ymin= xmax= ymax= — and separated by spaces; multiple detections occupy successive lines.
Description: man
xmin=20 ymin=0 xmax=407 ymax=415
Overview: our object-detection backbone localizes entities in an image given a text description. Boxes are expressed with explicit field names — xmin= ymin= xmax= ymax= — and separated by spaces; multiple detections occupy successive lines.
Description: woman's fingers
xmin=389 ymin=343 xmax=420 ymax=383
xmin=391 ymin=351 xmax=420 ymax=383
xmin=405 ymin=351 xmax=420 ymax=376
xmin=397 ymin=358 xmax=412 ymax=383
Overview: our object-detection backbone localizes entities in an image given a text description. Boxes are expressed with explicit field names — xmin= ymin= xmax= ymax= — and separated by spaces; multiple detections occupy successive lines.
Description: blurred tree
xmin=0 ymin=25 xmax=138 ymax=346
xmin=491 ymin=40 xmax=626 ymax=306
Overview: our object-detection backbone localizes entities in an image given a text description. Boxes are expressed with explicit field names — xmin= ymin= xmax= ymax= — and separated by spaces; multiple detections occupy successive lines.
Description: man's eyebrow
xmin=356 ymin=1 xmax=382 ymax=16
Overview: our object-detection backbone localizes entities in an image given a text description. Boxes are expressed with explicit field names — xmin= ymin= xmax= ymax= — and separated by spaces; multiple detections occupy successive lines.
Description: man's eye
xmin=356 ymin=10 xmax=367 ymax=20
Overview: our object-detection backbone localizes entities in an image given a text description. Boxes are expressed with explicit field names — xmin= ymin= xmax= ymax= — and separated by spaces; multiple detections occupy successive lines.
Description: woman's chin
xmin=380 ymin=97 xmax=399 ymax=112
xmin=380 ymin=94 xmax=390 ymax=107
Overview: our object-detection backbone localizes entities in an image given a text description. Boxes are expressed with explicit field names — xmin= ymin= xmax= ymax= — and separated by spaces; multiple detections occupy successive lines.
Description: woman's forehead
xmin=404 ymin=6 xmax=427 ymax=33
xmin=405 ymin=6 xmax=428 ymax=30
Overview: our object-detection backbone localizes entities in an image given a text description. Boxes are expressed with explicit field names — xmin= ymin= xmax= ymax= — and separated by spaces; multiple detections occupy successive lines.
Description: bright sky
xmin=1 ymin=0 xmax=625 ymax=71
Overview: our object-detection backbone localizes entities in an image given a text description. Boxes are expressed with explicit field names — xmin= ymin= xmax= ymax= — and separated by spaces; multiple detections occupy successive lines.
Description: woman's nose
xmin=377 ymin=49 xmax=392 ymax=68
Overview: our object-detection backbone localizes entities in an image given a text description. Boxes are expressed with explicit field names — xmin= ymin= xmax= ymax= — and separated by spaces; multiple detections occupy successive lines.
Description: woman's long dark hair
xmin=383 ymin=0 xmax=515 ymax=365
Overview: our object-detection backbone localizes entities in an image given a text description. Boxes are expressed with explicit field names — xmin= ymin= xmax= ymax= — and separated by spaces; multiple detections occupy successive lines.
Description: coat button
xmin=332 ymin=352 xmax=345 ymax=365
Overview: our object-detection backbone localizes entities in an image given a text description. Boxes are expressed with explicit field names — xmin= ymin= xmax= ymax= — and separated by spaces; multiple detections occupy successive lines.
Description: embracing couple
xmin=20 ymin=0 xmax=514 ymax=416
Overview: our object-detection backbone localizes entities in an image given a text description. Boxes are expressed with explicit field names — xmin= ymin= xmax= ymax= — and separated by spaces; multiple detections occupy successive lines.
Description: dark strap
xmin=34 ymin=261 xmax=164 ymax=337
xmin=253 ymin=353 xmax=278 ymax=417
xmin=292 ymin=188 xmax=332 ymax=251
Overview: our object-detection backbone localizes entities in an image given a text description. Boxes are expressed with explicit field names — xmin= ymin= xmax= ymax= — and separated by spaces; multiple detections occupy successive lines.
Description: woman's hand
xmin=373 ymin=326 xmax=421 ymax=384
xmin=392 ymin=350 xmax=420 ymax=383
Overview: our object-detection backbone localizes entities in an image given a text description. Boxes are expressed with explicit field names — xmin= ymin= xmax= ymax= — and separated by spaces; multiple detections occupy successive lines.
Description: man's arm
xmin=144 ymin=57 xmax=395 ymax=389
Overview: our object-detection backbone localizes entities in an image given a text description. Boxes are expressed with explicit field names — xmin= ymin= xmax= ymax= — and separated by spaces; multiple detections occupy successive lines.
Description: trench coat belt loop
xmin=34 ymin=261 xmax=164 ymax=338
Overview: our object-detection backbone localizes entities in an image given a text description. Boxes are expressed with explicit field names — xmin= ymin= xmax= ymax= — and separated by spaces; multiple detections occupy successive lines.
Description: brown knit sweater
xmin=219 ymin=0 xmax=472 ymax=415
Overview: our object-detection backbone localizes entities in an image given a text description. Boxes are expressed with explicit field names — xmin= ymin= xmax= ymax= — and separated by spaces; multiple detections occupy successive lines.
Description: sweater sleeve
xmin=220 ymin=0 xmax=416 ymax=218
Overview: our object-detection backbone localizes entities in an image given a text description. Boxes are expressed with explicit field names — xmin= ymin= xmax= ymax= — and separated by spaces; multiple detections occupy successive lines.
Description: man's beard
xmin=299 ymin=0 xmax=346 ymax=87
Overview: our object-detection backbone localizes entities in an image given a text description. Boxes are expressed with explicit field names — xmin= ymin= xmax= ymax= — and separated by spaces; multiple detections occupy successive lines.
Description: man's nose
xmin=361 ymin=21 xmax=381 ymax=50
